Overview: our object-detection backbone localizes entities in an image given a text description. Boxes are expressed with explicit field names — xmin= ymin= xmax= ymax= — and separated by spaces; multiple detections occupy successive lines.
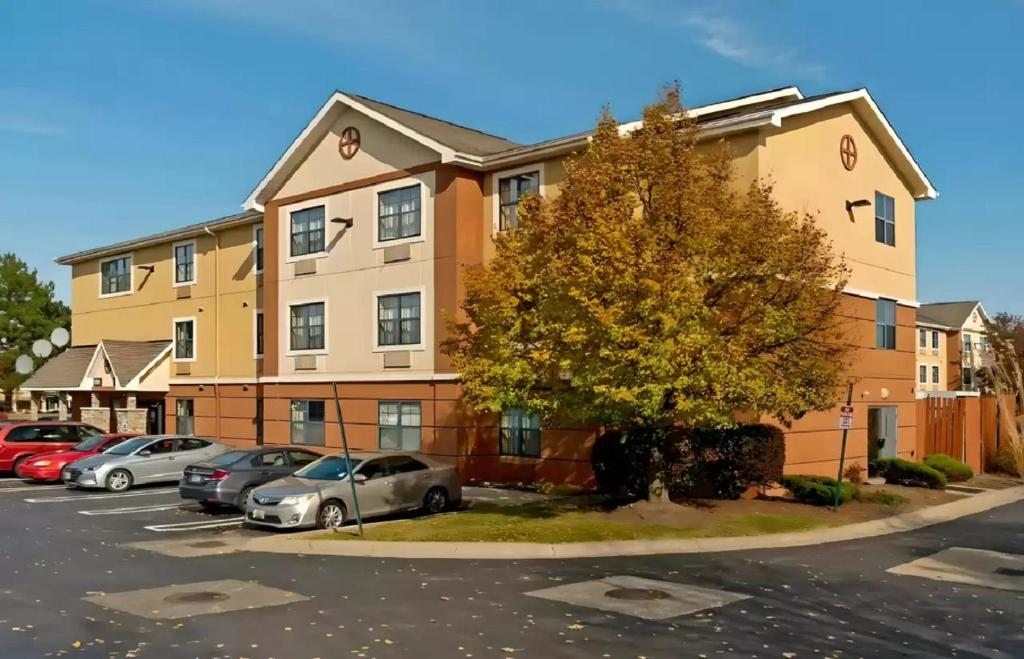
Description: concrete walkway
xmin=241 ymin=485 xmax=1024 ymax=560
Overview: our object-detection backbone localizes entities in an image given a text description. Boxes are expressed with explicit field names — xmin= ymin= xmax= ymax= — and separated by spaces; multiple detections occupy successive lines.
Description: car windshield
xmin=294 ymin=456 xmax=362 ymax=481
xmin=210 ymin=451 xmax=248 ymax=466
xmin=105 ymin=437 xmax=155 ymax=456
xmin=71 ymin=435 xmax=108 ymax=452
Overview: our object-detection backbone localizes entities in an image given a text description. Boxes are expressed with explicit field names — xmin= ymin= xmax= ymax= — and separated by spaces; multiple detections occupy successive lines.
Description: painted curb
xmin=241 ymin=485 xmax=1024 ymax=560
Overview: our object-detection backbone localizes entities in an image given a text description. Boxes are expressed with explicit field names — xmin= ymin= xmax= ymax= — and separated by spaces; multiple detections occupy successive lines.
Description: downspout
xmin=204 ymin=226 xmax=221 ymax=442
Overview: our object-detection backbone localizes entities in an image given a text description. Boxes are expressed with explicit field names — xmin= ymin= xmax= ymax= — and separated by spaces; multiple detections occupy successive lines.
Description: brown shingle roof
xmin=103 ymin=340 xmax=171 ymax=385
xmin=918 ymin=302 xmax=981 ymax=329
xmin=20 ymin=346 xmax=96 ymax=390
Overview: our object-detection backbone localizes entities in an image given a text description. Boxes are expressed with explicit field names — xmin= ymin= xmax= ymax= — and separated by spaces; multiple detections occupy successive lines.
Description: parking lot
xmin=3 ymin=475 xmax=1023 ymax=658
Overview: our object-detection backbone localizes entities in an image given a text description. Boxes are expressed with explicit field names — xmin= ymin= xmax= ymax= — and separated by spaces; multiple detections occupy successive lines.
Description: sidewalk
xmin=241 ymin=485 xmax=1024 ymax=561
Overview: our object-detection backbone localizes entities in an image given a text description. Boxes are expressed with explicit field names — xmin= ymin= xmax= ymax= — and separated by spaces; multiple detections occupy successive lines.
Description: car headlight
xmin=280 ymin=494 xmax=316 ymax=506
xmin=33 ymin=460 xmax=51 ymax=467
xmin=84 ymin=466 xmax=97 ymax=472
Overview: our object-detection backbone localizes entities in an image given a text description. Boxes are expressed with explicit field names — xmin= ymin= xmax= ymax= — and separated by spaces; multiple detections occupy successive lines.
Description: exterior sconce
xmin=845 ymin=199 xmax=871 ymax=213
xmin=332 ymin=217 xmax=354 ymax=228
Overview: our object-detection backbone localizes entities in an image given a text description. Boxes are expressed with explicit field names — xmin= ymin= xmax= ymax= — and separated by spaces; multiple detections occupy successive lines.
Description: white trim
xmin=78 ymin=341 xmax=122 ymax=389
xmin=171 ymin=316 xmax=198 ymax=363
xmin=98 ymin=253 xmax=134 ymax=299
xmin=372 ymin=177 xmax=429 ymax=249
xmin=254 ymin=308 xmax=264 ymax=360
xmin=618 ymin=86 xmax=804 ymax=135
xmin=841 ymin=286 xmax=919 ymax=308
xmin=285 ymin=297 xmax=329 ymax=357
xmin=252 ymin=223 xmax=264 ymax=275
xmin=372 ymin=286 xmax=427 ymax=353
xmin=284 ymin=200 xmax=330 ymax=264
xmin=490 ymin=162 xmax=546 ymax=235
xmin=243 ymin=91 xmax=457 ymax=210
xmin=171 ymin=239 xmax=198 ymax=288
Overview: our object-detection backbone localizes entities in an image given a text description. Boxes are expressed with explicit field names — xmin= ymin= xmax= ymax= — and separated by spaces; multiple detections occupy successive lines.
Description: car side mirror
xmin=353 ymin=473 xmax=367 ymax=483
xmin=138 ymin=450 xmax=152 ymax=457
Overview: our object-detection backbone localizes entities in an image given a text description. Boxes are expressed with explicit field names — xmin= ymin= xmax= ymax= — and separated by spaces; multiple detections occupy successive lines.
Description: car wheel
xmin=315 ymin=500 xmax=347 ymax=530
xmin=12 ymin=456 xmax=31 ymax=479
xmin=423 ymin=487 xmax=449 ymax=515
xmin=105 ymin=469 xmax=133 ymax=492
xmin=237 ymin=486 xmax=255 ymax=511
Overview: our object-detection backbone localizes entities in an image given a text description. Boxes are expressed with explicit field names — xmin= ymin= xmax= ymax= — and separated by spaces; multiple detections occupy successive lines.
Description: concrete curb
xmin=240 ymin=485 xmax=1024 ymax=560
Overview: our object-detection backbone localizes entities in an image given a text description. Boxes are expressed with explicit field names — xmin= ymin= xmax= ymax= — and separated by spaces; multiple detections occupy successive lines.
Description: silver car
xmin=245 ymin=452 xmax=462 ymax=530
xmin=63 ymin=435 xmax=230 ymax=492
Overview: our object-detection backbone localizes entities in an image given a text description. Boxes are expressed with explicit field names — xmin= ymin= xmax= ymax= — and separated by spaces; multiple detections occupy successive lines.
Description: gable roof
xmin=918 ymin=301 xmax=985 ymax=328
xmin=102 ymin=340 xmax=172 ymax=387
xmin=20 ymin=346 xmax=97 ymax=391
xmin=244 ymin=85 xmax=936 ymax=210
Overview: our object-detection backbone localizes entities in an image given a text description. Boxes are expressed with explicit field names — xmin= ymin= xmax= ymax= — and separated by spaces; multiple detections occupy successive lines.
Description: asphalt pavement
xmin=0 ymin=477 xmax=1021 ymax=658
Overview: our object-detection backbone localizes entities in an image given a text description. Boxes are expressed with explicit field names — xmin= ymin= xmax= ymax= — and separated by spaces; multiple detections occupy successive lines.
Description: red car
xmin=17 ymin=432 xmax=139 ymax=481
xmin=0 ymin=421 xmax=106 ymax=477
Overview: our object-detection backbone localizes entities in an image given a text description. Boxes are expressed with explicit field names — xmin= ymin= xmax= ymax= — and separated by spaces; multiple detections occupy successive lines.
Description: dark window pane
xmin=290 ymin=206 xmax=326 ymax=257
xmin=377 ymin=293 xmax=421 ymax=346
xmin=290 ymin=303 xmax=325 ymax=351
xmin=378 ymin=185 xmax=421 ymax=242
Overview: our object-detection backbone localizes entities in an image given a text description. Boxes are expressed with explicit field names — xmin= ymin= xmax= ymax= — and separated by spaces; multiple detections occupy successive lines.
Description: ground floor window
xmin=378 ymin=401 xmax=421 ymax=451
xmin=175 ymin=398 xmax=195 ymax=435
xmin=290 ymin=400 xmax=325 ymax=446
xmin=499 ymin=407 xmax=541 ymax=457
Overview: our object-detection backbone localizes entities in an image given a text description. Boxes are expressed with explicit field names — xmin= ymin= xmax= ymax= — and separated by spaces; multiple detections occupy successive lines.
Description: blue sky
xmin=1 ymin=1 xmax=1021 ymax=314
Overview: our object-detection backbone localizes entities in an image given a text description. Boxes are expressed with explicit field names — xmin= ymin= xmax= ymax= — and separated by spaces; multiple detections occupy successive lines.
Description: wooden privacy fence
xmin=917 ymin=394 xmax=1009 ymax=474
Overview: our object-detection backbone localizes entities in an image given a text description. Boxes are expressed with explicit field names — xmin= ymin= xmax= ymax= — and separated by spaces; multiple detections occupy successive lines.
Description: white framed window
xmin=253 ymin=224 xmax=264 ymax=274
xmin=172 ymin=316 xmax=197 ymax=362
xmin=491 ymin=163 xmax=545 ymax=234
xmin=372 ymin=177 xmax=430 ymax=248
xmin=931 ymin=330 xmax=939 ymax=350
xmin=932 ymin=366 xmax=940 ymax=384
xmin=874 ymin=191 xmax=895 ymax=247
xmin=373 ymin=288 xmax=425 ymax=352
xmin=378 ymin=401 xmax=421 ymax=451
xmin=290 ymin=205 xmax=326 ymax=258
xmin=290 ymin=400 xmax=325 ymax=446
xmin=919 ymin=365 xmax=927 ymax=384
xmin=287 ymin=299 xmax=327 ymax=355
xmin=500 ymin=407 xmax=541 ymax=457
xmin=254 ymin=309 xmax=264 ymax=359
xmin=918 ymin=328 xmax=926 ymax=349
xmin=172 ymin=240 xmax=197 ymax=286
xmin=99 ymin=254 xmax=133 ymax=298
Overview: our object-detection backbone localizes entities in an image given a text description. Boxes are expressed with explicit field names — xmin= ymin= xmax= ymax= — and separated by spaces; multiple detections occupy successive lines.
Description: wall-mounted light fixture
xmin=138 ymin=265 xmax=155 ymax=273
xmin=845 ymin=199 xmax=871 ymax=213
xmin=331 ymin=217 xmax=354 ymax=228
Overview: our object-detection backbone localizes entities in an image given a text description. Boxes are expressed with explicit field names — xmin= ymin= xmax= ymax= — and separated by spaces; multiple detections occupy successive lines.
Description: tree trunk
xmin=645 ymin=427 xmax=671 ymax=504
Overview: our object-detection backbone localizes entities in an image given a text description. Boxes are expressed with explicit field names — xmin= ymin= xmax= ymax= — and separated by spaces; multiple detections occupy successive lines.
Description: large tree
xmin=0 ymin=254 xmax=71 ymax=408
xmin=444 ymin=87 xmax=852 ymax=501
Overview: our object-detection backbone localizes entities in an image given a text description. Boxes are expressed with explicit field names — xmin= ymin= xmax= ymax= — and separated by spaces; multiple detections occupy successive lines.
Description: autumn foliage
xmin=444 ymin=86 xmax=853 ymax=499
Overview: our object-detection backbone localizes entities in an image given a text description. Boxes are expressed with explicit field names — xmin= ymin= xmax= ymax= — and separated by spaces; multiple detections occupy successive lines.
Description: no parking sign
xmin=838 ymin=404 xmax=854 ymax=430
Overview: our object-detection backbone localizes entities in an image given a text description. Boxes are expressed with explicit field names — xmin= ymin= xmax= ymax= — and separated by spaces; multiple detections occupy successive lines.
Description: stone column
xmin=58 ymin=393 xmax=70 ymax=421
xmin=90 ymin=392 xmax=100 ymax=408
xmin=29 ymin=394 xmax=39 ymax=421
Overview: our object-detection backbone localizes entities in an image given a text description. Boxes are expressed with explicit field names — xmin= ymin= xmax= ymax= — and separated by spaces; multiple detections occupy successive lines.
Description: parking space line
xmin=79 ymin=503 xmax=188 ymax=516
xmin=0 ymin=485 xmax=70 ymax=494
xmin=25 ymin=488 xmax=179 ymax=503
xmin=144 ymin=517 xmax=244 ymax=532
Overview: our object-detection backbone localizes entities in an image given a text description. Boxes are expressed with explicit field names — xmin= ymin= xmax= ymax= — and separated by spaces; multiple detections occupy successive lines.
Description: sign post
xmin=332 ymin=381 xmax=363 ymax=536
xmin=833 ymin=384 xmax=855 ymax=512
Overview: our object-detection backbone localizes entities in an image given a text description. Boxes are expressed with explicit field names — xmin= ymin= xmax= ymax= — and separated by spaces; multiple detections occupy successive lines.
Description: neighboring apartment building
xmin=29 ymin=85 xmax=935 ymax=484
xmin=917 ymin=301 xmax=991 ymax=393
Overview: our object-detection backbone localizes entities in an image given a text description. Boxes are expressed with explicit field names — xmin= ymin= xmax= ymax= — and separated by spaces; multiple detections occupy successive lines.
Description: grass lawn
xmin=312 ymin=503 xmax=830 ymax=543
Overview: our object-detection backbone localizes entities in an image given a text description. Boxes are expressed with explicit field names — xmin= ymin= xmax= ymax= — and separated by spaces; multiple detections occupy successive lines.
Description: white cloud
xmin=602 ymin=1 xmax=826 ymax=80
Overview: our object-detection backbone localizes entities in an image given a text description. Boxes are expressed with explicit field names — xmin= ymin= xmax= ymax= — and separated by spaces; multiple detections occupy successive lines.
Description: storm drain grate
xmin=605 ymin=588 xmax=672 ymax=601
xmin=164 ymin=591 xmax=230 ymax=604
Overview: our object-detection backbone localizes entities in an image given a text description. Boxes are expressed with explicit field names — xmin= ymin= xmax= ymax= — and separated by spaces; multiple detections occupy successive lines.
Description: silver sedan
xmin=63 ymin=435 xmax=230 ymax=492
xmin=245 ymin=452 xmax=462 ymax=530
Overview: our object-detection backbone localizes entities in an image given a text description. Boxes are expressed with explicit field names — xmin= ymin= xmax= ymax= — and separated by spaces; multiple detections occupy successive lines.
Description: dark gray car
xmin=178 ymin=447 xmax=322 ymax=510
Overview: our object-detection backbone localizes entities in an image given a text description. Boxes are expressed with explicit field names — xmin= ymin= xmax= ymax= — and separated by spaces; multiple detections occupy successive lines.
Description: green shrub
xmin=923 ymin=454 xmax=973 ymax=483
xmin=591 ymin=424 xmax=786 ymax=500
xmin=876 ymin=458 xmax=947 ymax=489
xmin=783 ymin=475 xmax=858 ymax=507
xmin=856 ymin=489 xmax=907 ymax=507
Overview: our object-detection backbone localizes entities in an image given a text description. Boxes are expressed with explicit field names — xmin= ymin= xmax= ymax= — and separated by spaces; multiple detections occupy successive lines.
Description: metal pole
xmin=332 ymin=381 xmax=363 ymax=535
xmin=833 ymin=382 xmax=854 ymax=512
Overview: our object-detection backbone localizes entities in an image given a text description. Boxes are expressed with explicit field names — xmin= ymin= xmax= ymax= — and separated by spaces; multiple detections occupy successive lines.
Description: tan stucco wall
xmin=272 ymin=170 xmax=438 ymax=376
xmin=757 ymin=104 xmax=917 ymax=302
xmin=275 ymin=108 xmax=440 ymax=200
xmin=68 ymin=221 xmax=261 ymax=379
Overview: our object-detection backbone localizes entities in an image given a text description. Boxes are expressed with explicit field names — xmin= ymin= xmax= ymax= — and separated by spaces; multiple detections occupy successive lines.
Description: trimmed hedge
xmin=923 ymin=454 xmax=973 ymax=483
xmin=783 ymin=475 xmax=858 ymax=507
xmin=876 ymin=458 xmax=947 ymax=489
xmin=591 ymin=424 xmax=786 ymax=500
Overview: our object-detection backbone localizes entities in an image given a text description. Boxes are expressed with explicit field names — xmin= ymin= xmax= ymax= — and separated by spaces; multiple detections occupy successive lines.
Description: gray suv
xmin=179 ymin=447 xmax=322 ymax=510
